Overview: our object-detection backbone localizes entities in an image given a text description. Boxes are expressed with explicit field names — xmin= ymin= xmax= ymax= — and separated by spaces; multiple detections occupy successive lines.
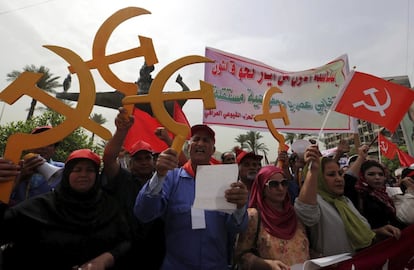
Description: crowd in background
xmin=0 ymin=109 xmax=413 ymax=269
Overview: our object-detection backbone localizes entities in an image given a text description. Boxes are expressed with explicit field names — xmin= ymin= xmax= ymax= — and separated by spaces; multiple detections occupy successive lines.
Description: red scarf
xmin=355 ymin=171 xmax=396 ymax=216
xmin=182 ymin=159 xmax=217 ymax=178
xmin=249 ymin=166 xmax=297 ymax=240
xmin=182 ymin=161 xmax=195 ymax=178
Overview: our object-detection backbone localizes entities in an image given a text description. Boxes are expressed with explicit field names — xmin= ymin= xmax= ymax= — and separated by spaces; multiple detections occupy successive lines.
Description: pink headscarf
xmin=249 ymin=165 xmax=297 ymax=240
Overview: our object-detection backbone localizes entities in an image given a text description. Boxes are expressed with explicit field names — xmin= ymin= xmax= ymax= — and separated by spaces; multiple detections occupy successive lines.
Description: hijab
xmin=312 ymin=157 xmax=375 ymax=250
xmin=14 ymin=153 xmax=121 ymax=230
xmin=249 ymin=166 xmax=297 ymax=240
xmin=355 ymin=160 xmax=396 ymax=216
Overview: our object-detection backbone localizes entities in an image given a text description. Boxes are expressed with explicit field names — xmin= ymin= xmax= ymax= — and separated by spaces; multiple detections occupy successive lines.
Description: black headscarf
xmin=13 ymin=158 xmax=121 ymax=230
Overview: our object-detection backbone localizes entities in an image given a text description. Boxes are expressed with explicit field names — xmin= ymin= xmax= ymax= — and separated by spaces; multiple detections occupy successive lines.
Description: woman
xmin=235 ymin=166 xmax=309 ymax=269
xmin=345 ymin=145 xmax=404 ymax=239
xmin=0 ymin=149 xmax=131 ymax=270
xmin=294 ymin=145 xmax=375 ymax=257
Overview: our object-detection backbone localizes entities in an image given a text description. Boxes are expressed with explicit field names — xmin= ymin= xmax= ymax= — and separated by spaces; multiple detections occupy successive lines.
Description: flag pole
xmin=366 ymin=127 xmax=384 ymax=163
xmin=377 ymin=130 xmax=382 ymax=163
xmin=353 ymin=133 xmax=360 ymax=151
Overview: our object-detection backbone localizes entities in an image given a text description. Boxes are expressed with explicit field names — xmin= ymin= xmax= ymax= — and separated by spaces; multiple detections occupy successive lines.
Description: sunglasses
xmin=265 ymin=179 xmax=288 ymax=189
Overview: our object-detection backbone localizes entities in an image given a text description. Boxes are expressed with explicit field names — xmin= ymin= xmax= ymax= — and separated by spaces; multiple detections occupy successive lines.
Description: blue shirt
xmin=10 ymin=160 xmax=64 ymax=205
xmin=134 ymin=167 xmax=248 ymax=270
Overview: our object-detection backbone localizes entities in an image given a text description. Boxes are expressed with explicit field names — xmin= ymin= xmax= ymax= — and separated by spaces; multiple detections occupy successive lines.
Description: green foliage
xmin=0 ymin=109 xmax=104 ymax=161
xmin=234 ymin=131 xmax=268 ymax=155
xmin=381 ymin=145 xmax=408 ymax=174
xmin=381 ymin=155 xmax=401 ymax=174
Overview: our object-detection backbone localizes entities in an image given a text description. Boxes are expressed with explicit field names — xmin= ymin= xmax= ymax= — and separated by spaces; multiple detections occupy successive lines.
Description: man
xmin=235 ymin=149 xmax=263 ymax=191
xmin=102 ymin=107 xmax=164 ymax=270
xmin=221 ymin=151 xmax=236 ymax=164
xmin=393 ymin=166 xmax=414 ymax=224
xmin=10 ymin=126 xmax=64 ymax=205
xmin=134 ymin=124 xmax=248 ymax=270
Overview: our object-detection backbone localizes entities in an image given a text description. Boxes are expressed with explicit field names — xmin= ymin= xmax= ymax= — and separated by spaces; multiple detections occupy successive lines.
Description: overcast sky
xmin=0 ymin=0 xmax=413 ymax=161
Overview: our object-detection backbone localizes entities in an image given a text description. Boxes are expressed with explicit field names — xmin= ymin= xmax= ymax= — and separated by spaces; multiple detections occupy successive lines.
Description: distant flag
xmin=332 ymin=71 xmax=414 ymax=132
xmin=378 ymin=134 xmax=398 ymax=159
xmin=396 ymin=149 xmax=414 ymax=167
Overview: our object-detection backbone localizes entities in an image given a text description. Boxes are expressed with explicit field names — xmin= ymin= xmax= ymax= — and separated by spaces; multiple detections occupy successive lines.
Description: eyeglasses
xmin=265 ymin=179 xmax=288 ymax=189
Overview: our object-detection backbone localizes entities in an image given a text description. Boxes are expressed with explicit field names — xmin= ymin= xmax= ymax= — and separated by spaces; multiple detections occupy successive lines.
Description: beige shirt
xmin=235 ymin=208 xmax=309 ymax=267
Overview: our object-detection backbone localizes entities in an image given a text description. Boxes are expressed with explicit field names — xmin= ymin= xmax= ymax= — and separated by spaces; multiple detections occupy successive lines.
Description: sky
xmin=0 ymin=0 xmax=413 ymax=161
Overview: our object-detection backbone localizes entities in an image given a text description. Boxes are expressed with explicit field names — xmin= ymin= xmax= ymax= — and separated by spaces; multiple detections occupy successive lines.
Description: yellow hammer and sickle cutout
xmin=68 ymin=7 xmax=159 ymax=115
xmin=0 ymin=45 xmax=112 ymax=202
xmin=254 ymin=87 xmax=290 ymax=168
xmin=123 ymin=56 xmax=216 ymax=154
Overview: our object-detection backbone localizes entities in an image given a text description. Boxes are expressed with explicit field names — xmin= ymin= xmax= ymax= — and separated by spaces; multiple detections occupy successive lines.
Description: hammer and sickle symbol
xmin=0 ymin=45 xmax=112 ymax=203
xmin=254 ymin=87 xmax=290 ymax=168
xmin=353 ymin=88 xmax=391 ymax=117
xmin=123 ymin=55 xmax=216 ymax=154
xmin=380 ymin=141 xmax=388 ymax=152
xmin=68 ymin=7 xmax=158 ymax=115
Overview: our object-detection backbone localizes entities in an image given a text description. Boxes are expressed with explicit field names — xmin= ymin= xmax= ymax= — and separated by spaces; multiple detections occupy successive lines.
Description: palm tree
xmin=235 ymin=131 xmax=269 ymax=154
xmin=90 ymin=113 xmax=107 ymax=142
xmin=234 ymin=133 xmax=248 ymax=150
xmin=6 ymin=65 xmax=61 ymax=120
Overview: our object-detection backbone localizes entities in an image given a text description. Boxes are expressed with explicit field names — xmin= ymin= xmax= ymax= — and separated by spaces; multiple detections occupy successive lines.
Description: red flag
xmin=396 ymin=149 xmax=414 ymax=167
xmin=378 ymin=134 xmax=398 ymax=159
xmin=123 ymin=102 xmax=190 ymax=153
xmin=332 ymin=71 xmax=414 ymax=132
xmin=334 ymin=224 xmax=414 ymax=270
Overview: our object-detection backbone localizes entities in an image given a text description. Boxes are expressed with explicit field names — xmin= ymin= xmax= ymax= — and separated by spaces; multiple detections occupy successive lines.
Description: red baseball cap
xmin=236 ymin=150 xmax=263 ymax=164
xmin=66 ymin=149 xmax=101 ymax=166
xmin=190 ymin=124 xmax=215 ymax=142
xmin=129 ymin=140 xmax=153 ymax=156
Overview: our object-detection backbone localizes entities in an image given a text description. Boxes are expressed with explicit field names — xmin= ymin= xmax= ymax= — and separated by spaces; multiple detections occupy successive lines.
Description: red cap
xmin=129 ymin=140 xmax=153 ymax=156
xmin=236 ymin=150 xmax=263 ymax=164
xmin=66 ymin=149 xmax=101 ymax=166
xmin=191 ymin=124 xmax=215 ymax=142
xmin=31 ymin=125 xmax=53 ymax=134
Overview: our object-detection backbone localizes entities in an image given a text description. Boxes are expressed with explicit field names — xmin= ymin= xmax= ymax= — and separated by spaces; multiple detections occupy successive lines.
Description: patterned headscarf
xmin=249 ymin=165 xmax=297 ymax=240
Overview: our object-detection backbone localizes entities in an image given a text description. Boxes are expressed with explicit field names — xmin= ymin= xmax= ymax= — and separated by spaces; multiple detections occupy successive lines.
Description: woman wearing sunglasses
xmin=234 ymin=166 xmax=309 ymax=269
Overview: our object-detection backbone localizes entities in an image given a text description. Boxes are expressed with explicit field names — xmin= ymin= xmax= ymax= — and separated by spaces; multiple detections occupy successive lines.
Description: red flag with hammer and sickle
xmin=332 ymin=71 xmax=414 ymax=132
xmin=378 ymin=134 xmax=398 ymax=159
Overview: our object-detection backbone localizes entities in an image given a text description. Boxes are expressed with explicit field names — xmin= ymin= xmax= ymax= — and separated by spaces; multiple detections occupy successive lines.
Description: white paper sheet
xmin=290 ymin=253 xmax=352 ymax=270
xmin=191 ymin=208 xmax=206 ymax=229
xmin=192 ymin=164 xmax=238 ymax=213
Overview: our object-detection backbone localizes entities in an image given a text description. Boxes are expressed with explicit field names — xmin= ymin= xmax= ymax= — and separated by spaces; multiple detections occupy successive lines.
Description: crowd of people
xmin=0 ymin=107 xmax=413 ymax=269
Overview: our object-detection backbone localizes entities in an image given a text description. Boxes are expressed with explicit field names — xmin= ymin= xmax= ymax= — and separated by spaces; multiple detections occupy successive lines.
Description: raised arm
xmin=297 ymin=145 xmax=321 ymax=205
xmin=347 ymin=144 xmax=369 ymax=177
xmin=103 ymin=107 xmax=134 ymax=179
xmin=333 ymin=139 xmax=350 ymax=164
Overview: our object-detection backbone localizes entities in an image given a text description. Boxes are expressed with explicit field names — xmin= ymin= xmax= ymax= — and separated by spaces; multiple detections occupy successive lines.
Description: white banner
xmin=203 ymin=47 xmax=356 ymax=134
